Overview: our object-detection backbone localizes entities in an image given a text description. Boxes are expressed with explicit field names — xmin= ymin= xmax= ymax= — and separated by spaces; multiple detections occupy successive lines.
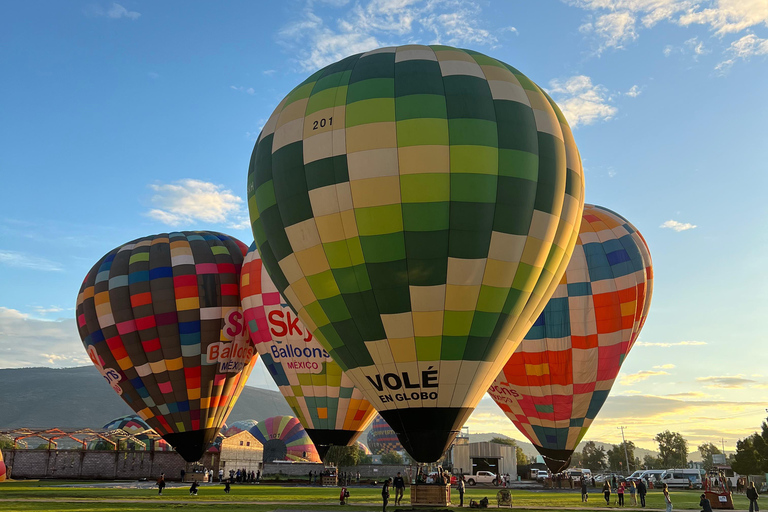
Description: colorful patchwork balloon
xmin=0 ymin=450 xmax=6 ymax=482
xmin=247 ymin=44 xmax=585 ymax=461
xmin=249 ymin=415 xmax=321 ymax=462
xmin=223 ymin=419 xmax=259 ymax=437
xmin=366 ymin=414 xmax=405 ymax=455
xmin=489 ymin=205 xmax=653 ymax=472
xmin=240 ymin=243 xmax=377 ymax=459
xmin=103 ymin=414 xmax=152 ymax=434
xmin=75 ymin=231 xmax=256 ymax=462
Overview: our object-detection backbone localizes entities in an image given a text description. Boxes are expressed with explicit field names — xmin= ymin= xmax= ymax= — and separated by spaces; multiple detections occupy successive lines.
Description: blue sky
xmin=1 ymin=0 xmax=767 ymax=451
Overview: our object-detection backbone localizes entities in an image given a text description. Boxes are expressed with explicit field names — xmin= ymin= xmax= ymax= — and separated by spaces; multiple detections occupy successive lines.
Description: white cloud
xmin=654 ymin=364 xmax=676 ymax=369
xmin=146 ymin=179 xmax=248 ymax=230
xmin=635 ymin=340 xmax=707 ymax=347
xmin=279 ymin=0 xmax=502 ymax=71
xmin=31 ymin=306 xmax=69 ymax=315
xmin=230 ymin=85 xmax=256 ymax=95
xmin=547 ymin=75 xmax=618 ymax=128
xmin=685 ymin=36 xmax=710 ymax=56
xmin=660 ymin=219 xmax=697 ymax=231
xmin=0 ymin=307 xmax=90 ymax=368
xmin=716 ymin=33 xmax=768 ymax=72
xmin=0 ymin=250 xmax=63 ymax=272
xmin=569 ymin=0 xmax=768 ymax=57
xmin=619 ymin=369 xmax=670 ymax=385
xmin=625 ymin=84 xmax=642 ymax=97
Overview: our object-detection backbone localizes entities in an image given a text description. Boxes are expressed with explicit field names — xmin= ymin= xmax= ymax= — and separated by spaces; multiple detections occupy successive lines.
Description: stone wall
xmin=1 ymin=448 xmax=216 ymax=480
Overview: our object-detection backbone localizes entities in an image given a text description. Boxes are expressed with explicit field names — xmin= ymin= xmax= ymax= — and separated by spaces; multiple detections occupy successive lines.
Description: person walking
xmin=582 ymin=477 xmax=589 ymax=502
xmin=603 ymin=481 xmax=611 ymax=506
xmin=617 ymin=481 xmax=625 ymax=506
xmin=382 ymin=478 xmax=391 ymax=512
xmin=458 ymin=475 xmax=466 ymax=507
xmin=189 ymin=480 xmax=199 ymax=496
xmin=157 ymin=473 xmax=166 ymax=495
xmin=637 ymin=478 xmax=647 ymax=507
xmin=747 ymin=481 xmax=760 ymax=512
xmin=393 ymin=472 xmax=405 ymax=505
xmin=663 ymin=483 xmax=672 ymax=512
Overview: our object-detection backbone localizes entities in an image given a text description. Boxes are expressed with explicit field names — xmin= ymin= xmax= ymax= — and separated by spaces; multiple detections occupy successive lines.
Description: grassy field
xmin=0 ymin=480 xmax=753 ymax=512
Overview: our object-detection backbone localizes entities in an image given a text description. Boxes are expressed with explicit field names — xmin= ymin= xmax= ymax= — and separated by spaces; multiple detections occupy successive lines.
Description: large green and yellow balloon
xmin=247 ymin=44 xmax=585 ymax=461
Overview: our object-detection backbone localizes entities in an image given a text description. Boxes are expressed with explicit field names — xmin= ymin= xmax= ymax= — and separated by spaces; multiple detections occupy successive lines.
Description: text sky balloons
xmin=241 ymin=243 xmax=376 ymax=458
xmin=247 ymin=44 xmax=584 ymax=461
xmin=75 ymin=231 xmax=257 ymax=462
xmin=489 ymin=205 xmax=653 ymax=472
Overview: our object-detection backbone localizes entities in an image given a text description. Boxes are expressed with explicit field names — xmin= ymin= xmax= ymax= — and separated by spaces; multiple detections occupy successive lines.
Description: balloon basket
xmin=704 ymin=491 xmax=734 ymax=509
xmin=410 ymin=484 xmax=451 ymax=506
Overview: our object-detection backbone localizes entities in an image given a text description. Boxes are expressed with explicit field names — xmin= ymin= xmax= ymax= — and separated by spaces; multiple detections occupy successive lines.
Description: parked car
xmin=536 ymin=470 xmax=550 ymax=482
xmin=466 ymin=471 xmax=498 ymax=486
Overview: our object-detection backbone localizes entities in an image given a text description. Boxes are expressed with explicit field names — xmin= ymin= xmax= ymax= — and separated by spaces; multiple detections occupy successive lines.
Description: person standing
xmin=457 ymin=475 xmax=466 ymax=507
xmin=603 ymin=481 xmax=611 ymax=506
xmin=382 ymin=478 xmax=391 ymax=512
xmin=157 ymin=473 xmax=166 ymax=495
xmin=663 ymin=483 xmax=672 ymax=512
xmin=612 ymin=475 xmax=617 ymax=491
xmin=629 ymin=480 xmax=637 ymax=506
xmin=747 ymin=481 xmax=760 ymax=512
xmin=637 ymin=478 xmax=647 ymax=507
xmin=219 ymin=468 xmax=224 ymax=482
xmin=617 ymin=481 xmax=625 ymax=506
xmin=393 ymin=472 xmax=405 ymax=505
xmin=581 ymin=477 xmax=589 ymax=502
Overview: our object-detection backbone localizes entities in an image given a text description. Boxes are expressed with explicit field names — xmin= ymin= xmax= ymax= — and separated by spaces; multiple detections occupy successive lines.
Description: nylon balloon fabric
xmin=247 ymin=44 xmax=585 ymax=461
xmin=75 ymin=231 xmax=256 ymax=462
xmin=489 ymin=205 xmax=653 ymax=472
xmin=366 ymin=414 xmax=405 ymax=455
xmin=240 ymin=243 xmax=377 ymax=459
xmin=249 ymin=415 xmax=321 ymax=462
xmin=0 ymin=450 xmax=6 ymax=482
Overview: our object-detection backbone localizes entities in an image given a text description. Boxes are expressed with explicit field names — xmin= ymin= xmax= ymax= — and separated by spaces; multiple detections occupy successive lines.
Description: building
xmin=218 ymin=430 xmax=263 ymax=474
xmin=451 ymin=439 xmax=517 ymax=479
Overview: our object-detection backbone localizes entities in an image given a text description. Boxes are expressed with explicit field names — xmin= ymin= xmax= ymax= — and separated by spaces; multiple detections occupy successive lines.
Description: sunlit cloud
xmin=548 ymin=75 xmax=617 ymax=128
xmin=0 ymin=250 xmax=63 ymax=272
xmin=635 ymin=340 xmax=707 ymax=347
xmin=660 ymin=219 xmax=697 ymax=231
xmin=654 ymin=364 xmax=676 ymax=369
xmin=715 ymin=33 xmax=768 ymax=73
xmin=696 ymin=375 xmax=758 ymax=389
xmin=625 ymin=85 xmax=642 ymax=97
xmin=230 ymin=85 xmax=256 ymax=95
xmin=146 ymin=179 xmax=248 ymax=230
xmin=619 ymin=370 xmax=670 ymax=385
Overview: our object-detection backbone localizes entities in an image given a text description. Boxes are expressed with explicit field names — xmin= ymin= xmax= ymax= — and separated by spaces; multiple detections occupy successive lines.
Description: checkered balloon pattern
xmin=247 ymin=44 xmax=584 ymax=461
xmin=366 ymin=414 xmax=405 ymax=455
xmin=75 ymin=231 xmax=257 ymax=462
xmin=489 ymin=205 xmax=653 ymax=472
xmin=249 ymin=415 xmax=321 ymax=462
xmin=241 ymin=243 xmax=376 ymax=451
xmin=103 ymin=414 xmax=152 ymax=434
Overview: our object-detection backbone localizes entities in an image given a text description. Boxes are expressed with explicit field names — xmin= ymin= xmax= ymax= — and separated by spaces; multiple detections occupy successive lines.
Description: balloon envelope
xmin=240 ymin=244 xmax=377 ymax=459
xmin=247 ymin=44 xmax=585 ymax=461
xmin=249 ymin=415 xmax=321 ymax=462
xmin=223 ymin=419 xmax=259 ymax=437
xmin=489 ymin=205 xmax=653 ymax=472
xmin=75 ymin=231 xmax=256 ymax=462
xmin=366 ymin=414 xmax=405 ymax=455
xmin=0 ymin=450 xmax=6 ymax=482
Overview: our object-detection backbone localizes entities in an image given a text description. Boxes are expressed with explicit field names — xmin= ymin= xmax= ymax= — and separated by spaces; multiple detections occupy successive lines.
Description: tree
xmin=325 ymin=445 xmax=360 ymax=467
xmin=607 ymin=441 xmax=636 ymax=473
xmin=643 ymin=454 xmax=663 ymax=469
xmin=731 ymin=435 xmax=761 ymax=476
xmin=581 ymin=441 xmax=606 ymax=470
xmin=697 ymin=443 xmax=722 ymax=471
xmin=358 ymin=447 xmax=372 ymax=465
xmin=654 ymin=431 xmax=688 ymax=467
xmin=570 ymin=450 xmax=583 ymax=468
xmin=381 ymin=451 xmax=404 ymax=464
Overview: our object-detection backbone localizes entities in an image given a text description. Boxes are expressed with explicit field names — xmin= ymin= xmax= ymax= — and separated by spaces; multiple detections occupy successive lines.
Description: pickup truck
xmin=466 ymin=471 xmax=498 ymax=486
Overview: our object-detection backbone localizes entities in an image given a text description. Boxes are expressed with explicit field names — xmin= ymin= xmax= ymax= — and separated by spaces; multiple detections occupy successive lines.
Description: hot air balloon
xmin=488 ymin=205 xmax=653 ymax=472
xmin=223 ymin=419 xmax=259 ymax=437
xmin=103 ymin=414 xmax=153 ymax=434
xmin=366 ymin=414 xmax=405 ymax=455
xmin=247 ymin=45 xmax=585 ymax=461
xmin=75 ymin=231 xmax=257 ymax=462
xmin=0 ymin=450 xmax=6 ymax=482
xmin=249 ymin=416 xmax=321 ymax=462
xmin=240 ymin=244 xmax=377 ymax=459
xmin=356 ymin=440 xmax=371 ymax=455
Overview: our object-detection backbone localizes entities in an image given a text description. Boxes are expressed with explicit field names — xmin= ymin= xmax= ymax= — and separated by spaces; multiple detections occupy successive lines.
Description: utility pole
xmin=618 ymin=426 xmax=631 ymax=475
xmin=721 ymin=438 xmax=726 ymax=455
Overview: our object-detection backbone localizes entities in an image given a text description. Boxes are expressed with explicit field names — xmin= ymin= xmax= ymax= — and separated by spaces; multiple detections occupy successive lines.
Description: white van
xmin=640 ymin=470 xmax=665 ymax=484
xmin=660 ymin=469 xmax=704 ymax=488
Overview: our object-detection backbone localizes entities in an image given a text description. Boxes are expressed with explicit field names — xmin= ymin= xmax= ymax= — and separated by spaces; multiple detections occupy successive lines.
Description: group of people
xmin=598 ymin=478 xmax=647 ymax=507
xmin=230 ymin=468 xmax=259 ymax=483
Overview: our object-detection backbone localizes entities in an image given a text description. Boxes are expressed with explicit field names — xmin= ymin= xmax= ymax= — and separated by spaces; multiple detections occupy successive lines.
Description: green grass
xmin=0 ymin=480 xmax=753 ymax=512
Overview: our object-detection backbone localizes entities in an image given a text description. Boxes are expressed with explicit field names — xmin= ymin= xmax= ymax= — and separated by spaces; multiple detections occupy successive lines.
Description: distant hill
xmin=0 ymin=366 xmax=292 ymax=429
